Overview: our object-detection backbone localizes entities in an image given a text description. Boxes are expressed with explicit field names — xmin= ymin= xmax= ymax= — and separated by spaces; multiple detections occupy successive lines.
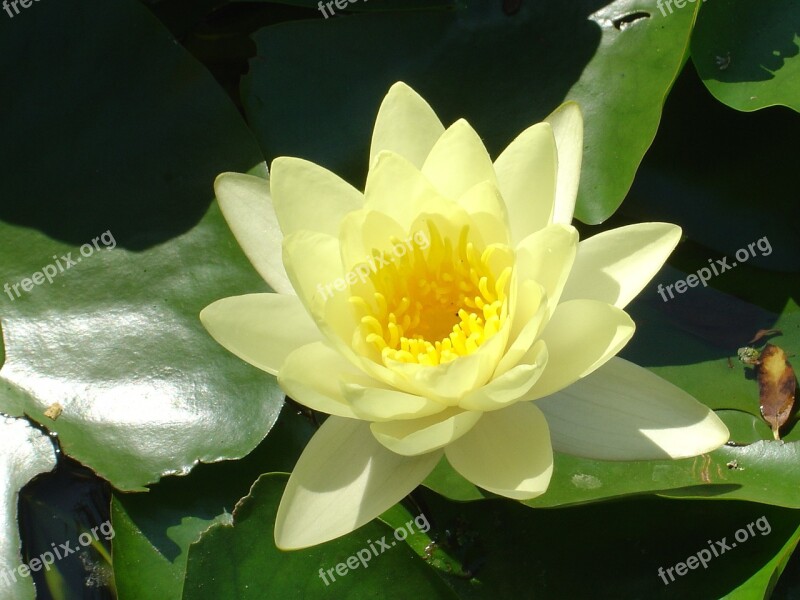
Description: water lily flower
xmin=201 ymin=82 xmax=729 ymax=550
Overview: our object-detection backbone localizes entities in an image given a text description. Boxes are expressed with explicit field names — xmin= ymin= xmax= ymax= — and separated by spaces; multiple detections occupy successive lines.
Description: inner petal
xmin=350 ymin=220 xmax=512 ymax=367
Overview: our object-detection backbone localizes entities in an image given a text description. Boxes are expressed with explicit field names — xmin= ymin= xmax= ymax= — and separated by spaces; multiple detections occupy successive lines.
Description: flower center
xmin=350 ymin=223 xmax=511 ymax=367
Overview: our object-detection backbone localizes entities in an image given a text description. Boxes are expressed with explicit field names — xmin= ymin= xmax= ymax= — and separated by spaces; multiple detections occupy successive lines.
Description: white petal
xmin=561 ymin=223 xmax=682 ymax=308
xmin=493 ymin=122 xmax=558 ymax=245
xmin=275 ymin=417 xmax=441 ymax=549
xmin=446 ymin=401 xmax=553 ymax=500
xmin=215 ymin=172 xmax=293 ymax=295
xmin=200 ymin=294 xmax=322 ymax=376
xmin=537 ymin=357 xmax=730 ymax=460
xmin=370 ymin=82 xmax=445 ymax=169
xmin=545 ymin=102 xmax=583 ymax=225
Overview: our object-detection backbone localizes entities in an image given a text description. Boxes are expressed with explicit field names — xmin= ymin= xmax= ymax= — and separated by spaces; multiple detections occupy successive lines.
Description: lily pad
xmin=242 ymin=0 xmax=698 ymax=224
xmin=0 ymin=416 xmax=57 ymax=600
xmin=691 ymin=0 xmax=800 ymax=113
xmin=181 ymin=474 xmax=456 ymax=599
xmin=111 ymin=405 xmax=316 ymax=599
xmin=0 ymin=0 xmax=282 ymax=490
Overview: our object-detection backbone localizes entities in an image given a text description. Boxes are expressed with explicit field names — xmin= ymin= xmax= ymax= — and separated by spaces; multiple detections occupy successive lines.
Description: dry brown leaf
xmin=757 ymin=344 xmax=797 ymax=440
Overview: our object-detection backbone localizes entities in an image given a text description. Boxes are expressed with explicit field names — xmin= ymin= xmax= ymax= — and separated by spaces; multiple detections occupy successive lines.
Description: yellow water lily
xmin=201 ymin=82 xmax=729 ymax=550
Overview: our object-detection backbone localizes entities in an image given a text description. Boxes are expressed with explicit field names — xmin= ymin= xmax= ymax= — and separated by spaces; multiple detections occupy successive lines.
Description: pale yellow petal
xmin=385 ymin=322 xmax=510 ymax=402
xmin=537 ymin=357 xmax=730 ymax=459
xmin=370 ymin=409 xmax=483 ymax=456
xmin=281 ymin=230 xmax=343 ymax=318
xmin=493 ymin=122 xmax=558 ymax=245
xmin=445 ymin=401 xmax=553 ymax=500
xmin=364 ymin=151 xmax=445 ymax=231
xmin=561 ymin=223 xmax=682 ymax=308
xmin=494 ymin=281 xmax=547 ymax=377
xmin=421 ymin=119 xmax=497 ymax=200
xmin=270 ymin=157 xmax=363 ymax=237
xmin=200 ymin=294 xmax=322 ymax=376
xmin=369 ymin=82 xmax=445 ymax=169
xmin=337 ymin=208 xmax=407 ymax=275
xmin=275 ymin=417 xmax=441 ymax=549
xmin=526 ymin=300 xmax=634 ymax=400
xmin=545 ymin=102 xmax=583 ymax=225
xmin=343 ymin=382 xmax=448 ymax=422
xmin=461 ymin=341 xmax=548 ymax=411
xmin=456 ymin=181 xmax=511 ymax=246
xmin=214 ymin=172 xmax=293 ymax=295
xmin=514 ymin=223 xmax=578 ymax=317
xmin=278 ymin=342 xmax=362 ymax=419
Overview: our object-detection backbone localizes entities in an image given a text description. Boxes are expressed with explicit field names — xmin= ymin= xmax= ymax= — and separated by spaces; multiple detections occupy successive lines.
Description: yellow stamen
xmin=351 ymin=222 xmax=511 ymax=366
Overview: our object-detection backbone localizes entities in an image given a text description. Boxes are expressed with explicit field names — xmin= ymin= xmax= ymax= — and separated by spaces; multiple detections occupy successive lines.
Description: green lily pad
xmin=242 ymin=0 xmax=697 ymax=224
xmin=111 ymin=405 xmax=316 ymax=599
xmin=0 ymin=416 xmax=57 ymax=600
xmin=691 ymin=0 xmax=800 ymax=113
xmin=621 ymin=64 xmax=800 ymax=272
xmin=233 ymin=0 xmax=455 ymax=10
xmin=181 ymin=474 xmax=456 ymax=599
xmin=416 ymin=488 xmax=800 ymax=599
xmin=425 ymin=263 xmax=800 ymax=509
xmin=0 ymin=0 xmax=282 ymax=490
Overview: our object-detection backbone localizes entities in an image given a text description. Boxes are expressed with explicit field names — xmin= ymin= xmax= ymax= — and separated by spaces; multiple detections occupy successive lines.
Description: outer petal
xmin=279 ymin=342 xmax=363 ymax=419
xmin=526 ymin=300 xmax=634 ymax=400
xmin=421 ymin=119 xmax=497 ymax=201
xmin=214 ymin=172 xmax=293 ymax=295
xmin=200 ymin=294 xmax=322 ymax=376
xmin=544 ymin=101 xmax=583 ymax=225
xmin=369 ymin=82 xmax=445 ymax=169
xmin=275 ymin=417 xmax=441 ymax=549
xmin=561 ymin=223 xmax=682 ymax=308
xmin=370 ymin=409 xmax=483 ymax=456
xmin=445 ymin=401 xmax=553 ymax=500
xmin=537 ymin=357 xmax=730 ymax=460
xmin=493 ymin=122 xmax=558 ymax=245
xmin=270 ymin=157 xmax=363 ymax=237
